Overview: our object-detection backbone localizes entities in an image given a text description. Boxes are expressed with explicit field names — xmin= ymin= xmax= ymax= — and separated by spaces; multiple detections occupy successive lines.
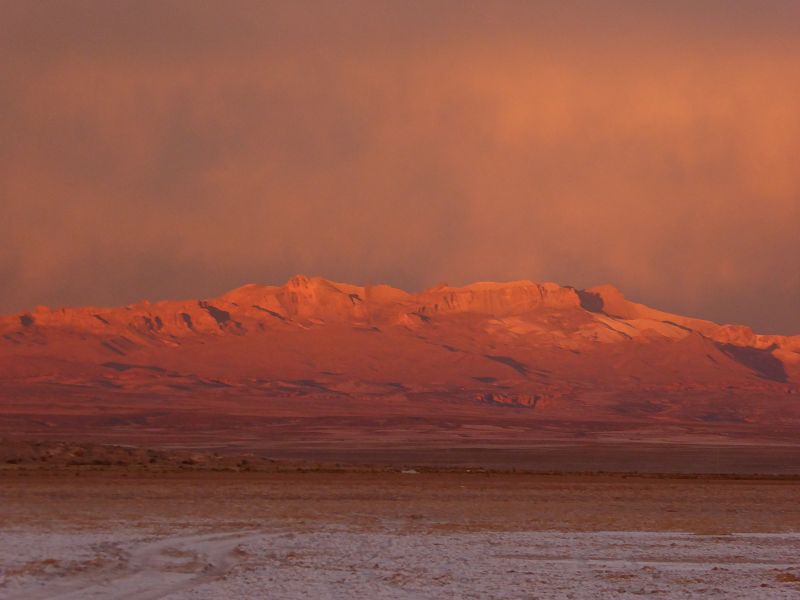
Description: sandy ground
xmin=2 ymin=472 xmax=800 ymax=599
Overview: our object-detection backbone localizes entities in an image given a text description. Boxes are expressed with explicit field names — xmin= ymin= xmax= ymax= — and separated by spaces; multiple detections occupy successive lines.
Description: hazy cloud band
xmin=1 ymin=1 xmax=799 ymax=333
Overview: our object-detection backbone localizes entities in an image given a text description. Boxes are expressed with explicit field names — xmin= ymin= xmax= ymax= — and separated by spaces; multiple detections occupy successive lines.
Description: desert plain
xmin=2 ymin=463 xmax=800 ymax=599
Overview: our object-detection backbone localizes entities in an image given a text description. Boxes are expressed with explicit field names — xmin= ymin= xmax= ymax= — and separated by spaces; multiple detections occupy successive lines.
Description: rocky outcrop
xmin=476 ymin=392 xmax=540 ymax=408
xmin=414 ymin=281 xmax=581 ymax=317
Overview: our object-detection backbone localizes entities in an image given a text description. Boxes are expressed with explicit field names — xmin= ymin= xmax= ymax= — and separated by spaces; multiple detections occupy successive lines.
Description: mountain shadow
xmin=717 ymin=343 xmax=788 ymax=383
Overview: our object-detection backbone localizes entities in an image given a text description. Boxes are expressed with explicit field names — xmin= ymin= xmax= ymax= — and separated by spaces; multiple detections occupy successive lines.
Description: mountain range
xmin=1 ymin=276 xmax=799 ymax=451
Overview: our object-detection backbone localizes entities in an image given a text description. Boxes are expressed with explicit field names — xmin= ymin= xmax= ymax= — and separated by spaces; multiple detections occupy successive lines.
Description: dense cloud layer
xmin=1 ymin=1 xmax=799 ymax=332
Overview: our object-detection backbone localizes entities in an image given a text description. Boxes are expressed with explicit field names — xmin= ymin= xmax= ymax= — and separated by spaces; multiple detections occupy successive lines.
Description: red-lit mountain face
xmin=1 ymin=276 xmax=799 ymax=445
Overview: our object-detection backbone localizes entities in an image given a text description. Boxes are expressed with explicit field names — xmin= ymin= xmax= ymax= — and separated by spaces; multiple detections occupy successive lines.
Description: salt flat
xmin=1 ymin=472 xmax=800 ymax=599
xmin=2 ymin=528 xmax=800 ymax=599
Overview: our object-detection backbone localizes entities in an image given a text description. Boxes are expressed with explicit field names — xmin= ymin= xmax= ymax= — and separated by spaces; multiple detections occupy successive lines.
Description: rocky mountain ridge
xmin=1 ymin=276 xmax=798 ymax=429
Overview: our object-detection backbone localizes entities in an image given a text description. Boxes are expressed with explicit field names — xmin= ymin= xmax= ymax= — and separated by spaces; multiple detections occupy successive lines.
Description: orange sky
xmin=1 ymin=1 xmax=799 ymax=333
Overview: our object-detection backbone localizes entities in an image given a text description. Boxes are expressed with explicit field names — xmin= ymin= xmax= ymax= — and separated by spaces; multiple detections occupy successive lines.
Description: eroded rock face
xmin=476 ymin=392 xmax=540 ymax=408
xmin=414 ymin=281 xmax=581 ymax=317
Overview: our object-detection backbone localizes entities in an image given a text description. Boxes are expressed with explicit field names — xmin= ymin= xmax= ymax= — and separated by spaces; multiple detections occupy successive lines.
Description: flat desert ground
xmin=2 ymin=470 xmax=800 ymax=599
